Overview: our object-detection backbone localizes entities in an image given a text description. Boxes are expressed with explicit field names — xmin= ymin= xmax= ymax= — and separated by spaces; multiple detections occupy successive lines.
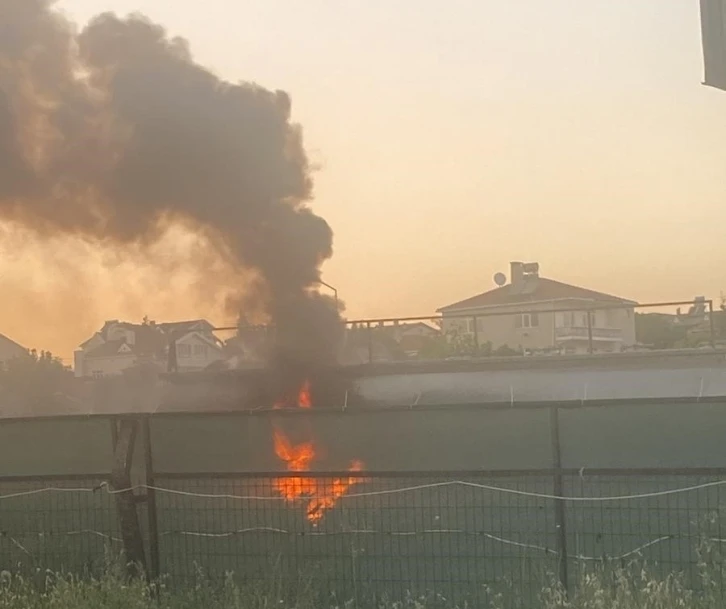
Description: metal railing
xmin=158 ymin=298 xmax=719 ymax=371
xmin=339 ymin=299 xmax=717 ymax=363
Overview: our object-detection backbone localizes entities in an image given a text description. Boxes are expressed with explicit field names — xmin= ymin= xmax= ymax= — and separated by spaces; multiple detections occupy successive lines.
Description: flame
xmin=298 ymin=380 xmax=312 ymax=408
xmin=271 ymin=381 xmax=367 ymax=524
xmin=272 ymin=379 xmax=312 ymax=409
xmin=273 ymin=429 xmax=315 ymax=472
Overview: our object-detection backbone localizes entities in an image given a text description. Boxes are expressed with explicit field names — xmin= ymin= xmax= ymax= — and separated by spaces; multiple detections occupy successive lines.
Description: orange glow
xmin=272 ymin=379 xmax=312 ymax=409
xmin=271 ymin=381 xmax=367 ymax=524
xmin=298 ymin=380 xmax=312 ymax=408
xmin=273 ymin=429 xmax=315 ymax=471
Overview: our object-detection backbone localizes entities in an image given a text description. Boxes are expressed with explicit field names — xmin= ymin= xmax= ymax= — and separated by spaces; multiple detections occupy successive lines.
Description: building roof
xmin=438 ymin=277 xmax=636 ymax=312
xmin=394 ymin=322 xmax=440 ymax=334
xmin=84 ymin=340 xmax=133 ymax=358
xmin=84 ymin=325 xmax=168 ymax=360
xmin=0 ymin=333 xmax=28 ymax=353
xmin=157 ymin=320 xmax=214 ymax=335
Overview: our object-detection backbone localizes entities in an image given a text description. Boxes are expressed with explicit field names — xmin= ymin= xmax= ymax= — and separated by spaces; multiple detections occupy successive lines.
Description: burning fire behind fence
xmin=271 ymin=381 xmax=367 ymax=524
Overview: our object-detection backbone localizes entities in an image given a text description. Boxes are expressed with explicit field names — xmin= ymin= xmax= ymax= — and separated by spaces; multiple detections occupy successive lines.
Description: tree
xmin=0 ymin=349 xmax=72 ymax=402
xmin=634 ymin=313 xmax=687 ymax=349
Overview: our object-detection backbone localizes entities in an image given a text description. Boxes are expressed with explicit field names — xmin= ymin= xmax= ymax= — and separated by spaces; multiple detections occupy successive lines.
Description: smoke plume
xmin=0 ymin=1 xmax=343 ymax=369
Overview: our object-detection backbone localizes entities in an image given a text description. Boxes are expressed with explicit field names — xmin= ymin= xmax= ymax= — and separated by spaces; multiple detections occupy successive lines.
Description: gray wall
xmin=2 ymin=401 xmax=726 ymax=477
xmin=149 ymin=409 xmax=552 ymax=473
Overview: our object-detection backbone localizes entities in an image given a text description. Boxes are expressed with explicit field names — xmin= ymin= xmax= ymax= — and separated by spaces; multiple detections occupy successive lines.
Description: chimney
xmin=510 ymin=261 xmax=524 ymax=288
xmin=510 ymin=261 xmax=539 ymax=294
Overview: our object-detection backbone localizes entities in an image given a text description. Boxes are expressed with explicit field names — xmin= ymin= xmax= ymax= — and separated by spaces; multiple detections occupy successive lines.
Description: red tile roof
xmin=438 ymin=277 xmax=636 ymax=312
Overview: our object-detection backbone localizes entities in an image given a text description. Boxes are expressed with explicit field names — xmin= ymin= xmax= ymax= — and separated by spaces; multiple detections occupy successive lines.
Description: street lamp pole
xmin=317 ymin=280 xmax=338 ymax=307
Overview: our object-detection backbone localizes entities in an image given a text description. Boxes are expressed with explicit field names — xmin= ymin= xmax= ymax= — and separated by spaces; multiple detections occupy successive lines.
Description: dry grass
xmin=0 ymin=539 xmax=724 ymax=609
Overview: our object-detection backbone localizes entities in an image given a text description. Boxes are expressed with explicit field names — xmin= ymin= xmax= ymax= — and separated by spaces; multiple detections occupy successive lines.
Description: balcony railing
xmin=555 ymin=326 xmax=623 ymax=340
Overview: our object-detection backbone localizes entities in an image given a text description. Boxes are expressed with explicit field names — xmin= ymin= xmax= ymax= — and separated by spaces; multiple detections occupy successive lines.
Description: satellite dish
xmin=493 ymin=272 xmax=507 ymax=287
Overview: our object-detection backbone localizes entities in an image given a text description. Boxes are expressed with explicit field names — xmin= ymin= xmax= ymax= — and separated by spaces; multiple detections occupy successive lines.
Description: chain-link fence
xmin=2 ymin=469 xmax=726 ymax=607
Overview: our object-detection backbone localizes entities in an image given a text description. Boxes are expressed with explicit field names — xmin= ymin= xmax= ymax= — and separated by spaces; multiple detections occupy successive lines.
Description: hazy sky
xmin=55 ymin=0 xmax=725 ymax=320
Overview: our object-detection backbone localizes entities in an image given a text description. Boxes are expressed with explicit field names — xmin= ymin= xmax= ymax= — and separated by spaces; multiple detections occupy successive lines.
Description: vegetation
xmin=418 ymin=333 xmax=522 ymax=359
xmin=0 ymin=349 xmax=72 ymax=401
xmin=2 ymin=547 xmax=725 ymax=609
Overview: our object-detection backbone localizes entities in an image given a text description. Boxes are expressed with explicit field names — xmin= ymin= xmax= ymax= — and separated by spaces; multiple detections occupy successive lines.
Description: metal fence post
xmin=709 ymin=300 xmax=716 ymax=348
xmin=143 ymin=418 xmax=161 ymax=581
xmin=550 ymin=407 xmax=569 ymax=593
xmin=586 ymin=311 xmax=594 ymax=354
xmin=367 ymin=322 xmax=373 ymax=363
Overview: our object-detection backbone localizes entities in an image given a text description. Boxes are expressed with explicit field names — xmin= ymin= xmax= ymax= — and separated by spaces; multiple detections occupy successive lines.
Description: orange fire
xmin=271 ymin=382 xmax=367 ymax=524
xmin=272 ymin=379 xmax=312 ymax=409
xmin=298 ymin=379 xmax=312 ymax=408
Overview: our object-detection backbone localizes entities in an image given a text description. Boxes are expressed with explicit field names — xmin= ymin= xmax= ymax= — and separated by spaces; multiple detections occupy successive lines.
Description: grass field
xmin=1 ymin=473 xmax=725 ymax=608
xmin=0 ymin=556 xmax=725 ymax=609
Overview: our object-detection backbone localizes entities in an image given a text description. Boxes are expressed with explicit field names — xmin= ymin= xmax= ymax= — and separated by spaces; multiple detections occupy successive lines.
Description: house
xmin=389 ymin=322 xmax=441 ymax=357
xmin=0 ymin=333 xmax=29 ymax=367
xmin=437 ymin=261 xmax=637 ymax=355
xmin=74 ymin=318 xmax=224 ymax=378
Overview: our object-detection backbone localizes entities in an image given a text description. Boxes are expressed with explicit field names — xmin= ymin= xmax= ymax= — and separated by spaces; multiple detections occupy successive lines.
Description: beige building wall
xmin=443 ymin=299 xmax=636 ymax=352
xmin=81 ymin=353 xmax=137 ymax=378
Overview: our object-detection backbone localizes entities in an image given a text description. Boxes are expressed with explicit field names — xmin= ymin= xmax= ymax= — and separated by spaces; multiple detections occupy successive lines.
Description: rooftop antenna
xmin=493 ymin=272 xmax=507 ymax=287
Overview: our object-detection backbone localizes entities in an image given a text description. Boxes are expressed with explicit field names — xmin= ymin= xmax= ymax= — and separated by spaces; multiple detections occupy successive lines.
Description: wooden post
xmin=143 ymin=418 xmax=160 ymax=580
xmin=550 ymin=407 xmax=569 ymax=593
xmin=111 ymin=418 xmax=147 ymax=576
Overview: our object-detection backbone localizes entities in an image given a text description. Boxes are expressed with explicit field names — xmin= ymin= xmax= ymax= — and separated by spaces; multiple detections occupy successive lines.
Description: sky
xmin=9 ymin=0 xmax=726 ymax=356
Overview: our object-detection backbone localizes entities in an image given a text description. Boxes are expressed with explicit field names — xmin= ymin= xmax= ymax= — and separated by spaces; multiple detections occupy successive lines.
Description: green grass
xmin=0 ymin=540 xmax=724 ymax=609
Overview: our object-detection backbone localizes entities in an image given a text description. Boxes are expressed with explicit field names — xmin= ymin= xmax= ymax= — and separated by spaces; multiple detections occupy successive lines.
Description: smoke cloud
xmin=0 ymin=1 xmax=343 ymax=369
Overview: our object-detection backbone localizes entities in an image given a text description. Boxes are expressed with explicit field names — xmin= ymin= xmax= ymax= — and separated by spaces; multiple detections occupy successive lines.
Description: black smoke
xmin=0 ymin=1 xmax=343 ymax=372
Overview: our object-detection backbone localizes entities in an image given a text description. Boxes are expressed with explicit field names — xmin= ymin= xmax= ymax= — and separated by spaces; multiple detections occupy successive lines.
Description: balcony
xmin=555 ymin=326 xmax=623 ymax=342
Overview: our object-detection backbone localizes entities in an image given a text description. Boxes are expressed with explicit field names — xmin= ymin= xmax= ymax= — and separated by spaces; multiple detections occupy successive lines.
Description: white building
xmin=74 ymin=319 xmax=224 ymax=378
xmin=438 ymin=261 xmax=637 ymax=355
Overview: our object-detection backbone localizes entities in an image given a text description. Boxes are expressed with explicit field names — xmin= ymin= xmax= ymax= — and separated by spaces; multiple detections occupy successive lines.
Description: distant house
xmin=74 ymin=319 xmax=224 ymax=378
xmin=437 ymin=261 xmax=637 ymax=355
xmin=0 ymin=333 xmax=28 ymax=367
xmin=389 ymin=322 xmax=440 ymax=357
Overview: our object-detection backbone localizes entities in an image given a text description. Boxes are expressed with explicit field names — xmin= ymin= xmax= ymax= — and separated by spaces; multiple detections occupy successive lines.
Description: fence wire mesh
xmin=1 ymin=471 xmax=725 ymax=607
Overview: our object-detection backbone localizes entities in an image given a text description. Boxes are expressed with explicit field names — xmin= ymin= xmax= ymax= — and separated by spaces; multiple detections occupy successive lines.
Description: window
xmin=193 ymin=344 xmax=207 ymax=357
xmin=466 ymin=319 xmax=476 ymax=334
xmin=177 ymin=344 xmax=191 ymax=358
xmin=515 ymin=313 xmax=539 ymax=329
